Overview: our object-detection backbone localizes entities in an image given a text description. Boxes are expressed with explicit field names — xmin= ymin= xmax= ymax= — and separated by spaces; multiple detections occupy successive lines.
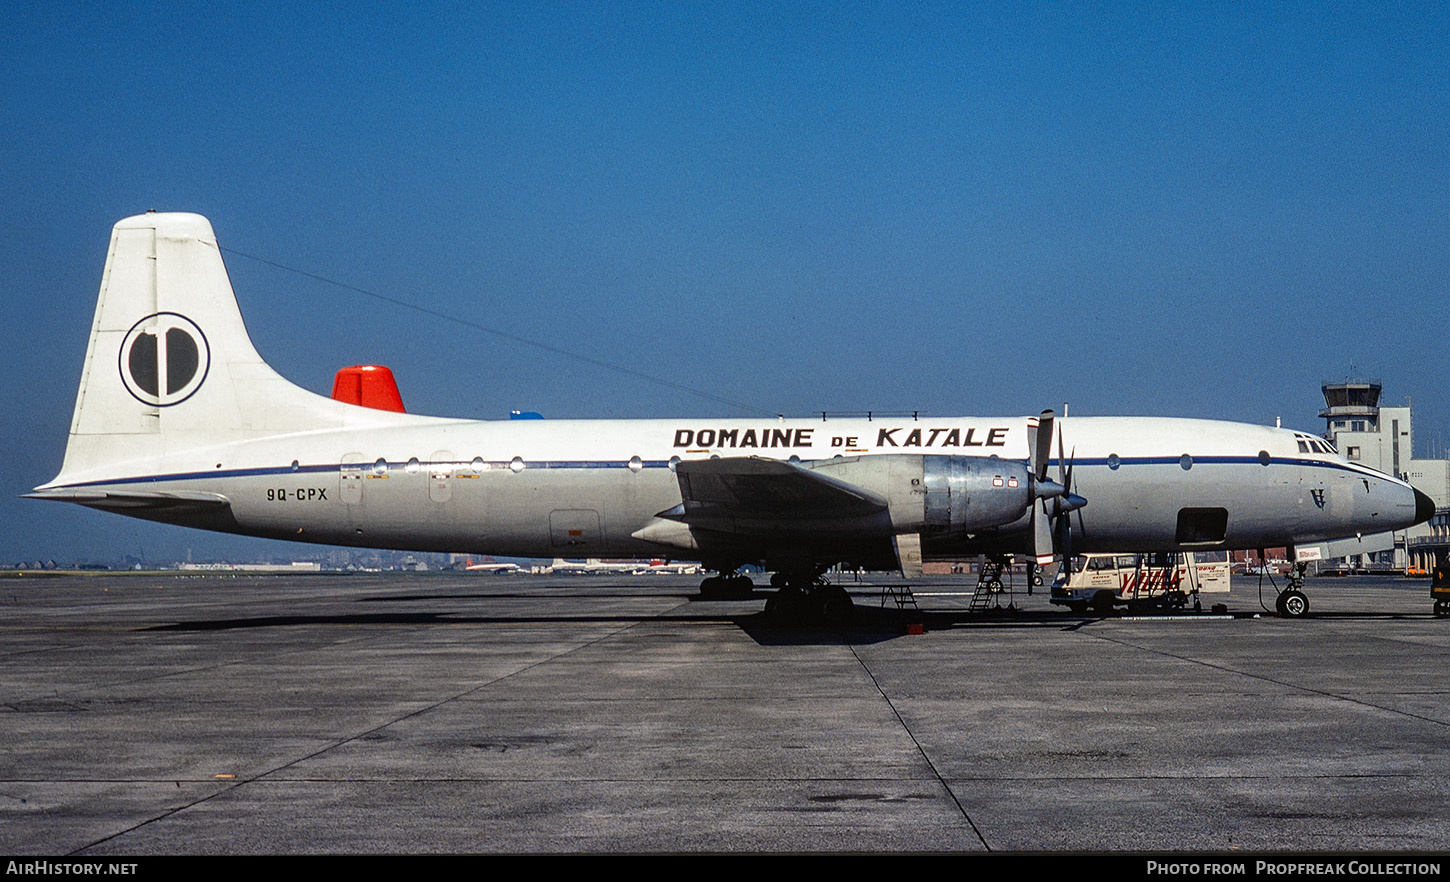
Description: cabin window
xmin=1258 ymin=450 xmax=1271 ymax=466
xmin=1176 ymin=507 xmax=1228 ymax=544
xmin=668 ymin=456 xmax=680 ymax=473
xmin=291 ymin=460 xmax=300 ymax=472
xmin=1107 ymin=453 xmax=1120 ymax=470
xmin=406 ymin=457 xmax=421 ymax=473
xmin=1180 ymin=454 xmax=1193 ymax=470
xmin=628 ymin=455 xmax=643 ymax=473
xmin=471 ymin=456 xmax=486 ymax=471
xmin=509 ymin=456 xmax=525 ymax=473
xmin=372 ymin=458 xmax=389 ymax=475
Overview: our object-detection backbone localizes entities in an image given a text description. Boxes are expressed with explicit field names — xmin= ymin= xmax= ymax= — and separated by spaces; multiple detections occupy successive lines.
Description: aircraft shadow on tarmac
xmin=140 ymin=591 xmax=1110 ymax=647
xmin=140 ymin=583 xmax=1437 ymax=646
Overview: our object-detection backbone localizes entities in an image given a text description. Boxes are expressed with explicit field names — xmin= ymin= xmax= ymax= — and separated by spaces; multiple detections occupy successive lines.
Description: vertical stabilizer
xmin=50 ymin=212 xmax=409 ymax=485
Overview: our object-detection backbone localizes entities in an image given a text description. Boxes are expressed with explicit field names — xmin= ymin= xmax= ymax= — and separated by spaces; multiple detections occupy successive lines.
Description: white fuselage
xmin=46 ymin=413 xmax=1423 ymax=561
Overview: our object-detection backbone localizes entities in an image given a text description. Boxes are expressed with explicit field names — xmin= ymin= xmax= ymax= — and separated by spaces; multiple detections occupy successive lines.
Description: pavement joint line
xmin=847 ymin=642 xmax=992 ymax=852
xmin=69 ymin=596 xmax=682 ymax=855
xmin=1080 ymin=629 xmax=1450 ymax=730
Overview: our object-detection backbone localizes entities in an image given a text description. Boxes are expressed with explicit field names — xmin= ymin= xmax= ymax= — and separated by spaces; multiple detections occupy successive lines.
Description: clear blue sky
xmin=3 ymin=3 xmax=1447 ymax=563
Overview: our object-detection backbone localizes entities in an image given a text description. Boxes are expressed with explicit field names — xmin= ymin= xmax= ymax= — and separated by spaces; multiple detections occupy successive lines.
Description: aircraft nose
xmin=1415 ymin=488 xmax=1436 ymax=525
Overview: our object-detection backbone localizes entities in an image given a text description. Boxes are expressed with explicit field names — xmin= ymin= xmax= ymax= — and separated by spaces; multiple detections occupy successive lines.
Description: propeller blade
xmin=1033 ymin=409 xmax=1054 ymax=483
xmin=1059 ymin=505 xmax=1074 ymax=565
xmin=1054 ymin=437 xmax=1080 ymax=573
xmin=1032 ymin=499 xmax=1054 ymax=565
xmin=1057 ymin=424 xmax=1067 ymax=488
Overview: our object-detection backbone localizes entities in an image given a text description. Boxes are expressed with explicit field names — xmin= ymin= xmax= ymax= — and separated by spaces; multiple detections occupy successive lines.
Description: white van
xmin=1050 ymin=552 xmax=1231 ymax=613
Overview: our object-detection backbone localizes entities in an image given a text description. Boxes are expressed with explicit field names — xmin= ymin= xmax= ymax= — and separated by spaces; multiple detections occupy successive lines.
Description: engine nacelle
xmin=804 ymin=454 xmax=1034 ymax=535
xmin=920 ymin=455 xmax=1035 ymax=533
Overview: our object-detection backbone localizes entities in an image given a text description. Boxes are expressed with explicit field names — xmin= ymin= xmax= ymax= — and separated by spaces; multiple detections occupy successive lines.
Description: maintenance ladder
xmin=970 ymin=555 xmax=1020 ymax=612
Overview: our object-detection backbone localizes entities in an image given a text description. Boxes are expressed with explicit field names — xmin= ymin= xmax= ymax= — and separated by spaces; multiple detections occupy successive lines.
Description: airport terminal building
xmin=1320 ymin=380 xmax=1450 ymax=572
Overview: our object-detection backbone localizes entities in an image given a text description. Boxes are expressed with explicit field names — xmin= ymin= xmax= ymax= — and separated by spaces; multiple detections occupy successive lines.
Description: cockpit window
xmin=1294 ymin=434 xmax=1340 ymax=458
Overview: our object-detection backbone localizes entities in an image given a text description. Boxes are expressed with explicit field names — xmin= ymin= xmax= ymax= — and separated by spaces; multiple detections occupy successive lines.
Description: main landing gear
xmin=698 ymin=571 xmax=755 ymax=599
xmin=763 ymin=571 xmax=855 ymax=627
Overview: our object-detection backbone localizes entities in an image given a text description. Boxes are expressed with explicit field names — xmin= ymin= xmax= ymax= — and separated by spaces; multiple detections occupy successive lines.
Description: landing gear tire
xmin=764 ymin=585 xmax=808 ymax=626
xmin=815 ymin=585 xmax=855 ymax=628
xmin=700 ymin=574 xmax=753 ymax=599
xmin=1278 ymin=589 xmax=1309 ymax=618
xmin=699 ymin=576 xmax=723 ymax=598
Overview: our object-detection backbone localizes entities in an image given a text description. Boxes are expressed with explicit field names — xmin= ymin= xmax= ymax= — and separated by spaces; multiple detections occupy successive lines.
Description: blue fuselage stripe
xmin=48 ymin=453 xmax=1389 ymax=492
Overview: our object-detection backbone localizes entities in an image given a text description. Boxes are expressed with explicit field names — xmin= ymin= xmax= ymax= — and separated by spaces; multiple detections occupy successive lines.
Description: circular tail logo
xmin=119 ymin=313 xmax=210 ymax=406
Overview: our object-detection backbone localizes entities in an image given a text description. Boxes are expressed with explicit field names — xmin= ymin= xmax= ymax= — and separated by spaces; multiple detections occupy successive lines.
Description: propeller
xmin=1027 ymin=409 xmax=1086 ymax=569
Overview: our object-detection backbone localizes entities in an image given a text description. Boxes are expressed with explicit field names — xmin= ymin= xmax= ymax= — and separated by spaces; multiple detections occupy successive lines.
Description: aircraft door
xmin=340 ymin=452 xmax=364 ymax=505
xmin=429 ymin=450 xmax=453 ymax=503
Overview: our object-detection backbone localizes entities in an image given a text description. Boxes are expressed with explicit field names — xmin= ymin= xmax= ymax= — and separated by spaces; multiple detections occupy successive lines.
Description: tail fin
xmin=47 ymin=212 xmax=414 ymax=486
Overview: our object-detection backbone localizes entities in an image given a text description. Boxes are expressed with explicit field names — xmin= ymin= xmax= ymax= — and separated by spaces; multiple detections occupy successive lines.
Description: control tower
xmin=1319 ymin=379 xmax=1447 ymax=574
xmin=1321 ymin=377 xmax=1413 ymax=486
xmin=1320 ymin=379 xmax=1383 ymax=435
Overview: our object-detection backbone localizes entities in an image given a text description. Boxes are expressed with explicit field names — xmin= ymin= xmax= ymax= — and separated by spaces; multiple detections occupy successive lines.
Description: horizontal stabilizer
xmin=25 ymin=488 xmax=230 ymax=512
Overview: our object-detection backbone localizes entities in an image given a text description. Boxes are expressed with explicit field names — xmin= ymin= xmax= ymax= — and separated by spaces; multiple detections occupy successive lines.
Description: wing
xmin=674 ymin=456 xmax=887 ymax=523
xmin=630 ymin=457 xmax=892 ymax=551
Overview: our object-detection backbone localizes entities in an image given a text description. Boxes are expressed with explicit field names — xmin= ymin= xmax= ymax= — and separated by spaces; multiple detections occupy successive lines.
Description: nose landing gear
xmin=1275 ymin=587 xmax=1309 ymax=618
xmin=1254 ymin=553 xmax=1312 ymax=619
